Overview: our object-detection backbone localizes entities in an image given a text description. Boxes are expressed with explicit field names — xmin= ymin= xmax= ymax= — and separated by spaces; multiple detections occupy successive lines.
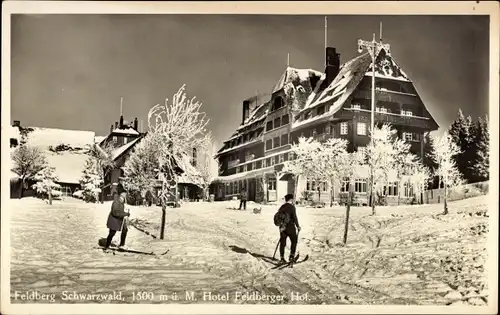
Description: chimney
xmin=115 ymin=121 xmax=118 ymax=129
xmin=242 ymin=100 xmax=250 ymax=124
xmin=325 ymin=47 xmax=340 ymax=87
xmin=119 ymin=115 xmax=124 ymax=129
xmin=134 ymin=117 xmax=138 ymax=131
xmin=110 ymin=124 xmax=113 ymax=133
xmin=13 ymin=120 xmax=20 ymax=127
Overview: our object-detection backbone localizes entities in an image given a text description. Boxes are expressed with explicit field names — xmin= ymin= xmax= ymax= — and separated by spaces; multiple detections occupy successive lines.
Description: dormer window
xmin=351 ymin=103 xmax=361 ymax=110
xmin=112 ymin=136 xmax=117 ymax=143
xmin=273 ymin=97 xmax=284 ymax=111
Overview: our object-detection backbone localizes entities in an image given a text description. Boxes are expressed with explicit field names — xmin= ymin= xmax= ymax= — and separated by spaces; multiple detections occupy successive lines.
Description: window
xmin=273 ymin=136 xmax=280 ymax=149
xmin=304 ymin=111 xmax=312 ymax=120
xmin=243 ymin=165 xmax=247 ymax=172
xmin=268 ymin=178 xmax=277 ymax=190
xmin=252 ymin=162 xmax=256 ymax=170
xmin=281 ymin=134 xmax=289 ymax=146
xmin=340 ymin=178 xmax=350 ymax=192
xmin=284 ymin=152 xmax=289 ymax=161
xmin=403 ymin=132 xmax=412 ymax=141
xmin=312 ymin=129 xmax=317 ymax=137
xmin=274 ymin=117 xmax=281 ymax=129
xmin=404 ymin=182 xmax=414 ymax=197
xmin=376 ymin=107 xmax=388 ymax=113
xmin=269 ymin=157 xmax=275 ymax=166
xmin=273 ymin=97 xmax=284 ymax=111
xmin=262 ymin=159 xmax=267 ymax=168
xmin=340 ymin=122 xmax=348 ymax=135
xmin=266 ymin=139 xmax=272 ymax=151
xmin=112 ymin=136 xmax=118 ymax=143
xmin=325 ymin=125 xmax=331 ymax=135
xmin=401 ymin=110 xmax=413 ymax=117
xmin=236 ymin=167 xmax=241 ymax=173
xmin=317 ymin=105 xmax=325 ymax=115
xmin=279 ymin=154 xmax=284 ymax=163
xmin=355 ymin=179 xmax=367 ymax=193
xmin=123 ymin=137 xmax=128 ymax=144
xmin=266 ymin=121 xmax=273 ymax=131
xmin=357 ymin=122 xmax=367 ymax=136
xmin=351 ymin=103 xmax=361 ymax=110
xmin=282 ymin=114 xmax=290 ymax=125
xmin=384 ymin=182 xmax=398 ymax=196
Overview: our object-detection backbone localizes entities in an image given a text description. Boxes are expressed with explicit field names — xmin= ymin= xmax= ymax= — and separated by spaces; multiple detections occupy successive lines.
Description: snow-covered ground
xmin=10 ymin=196 xmax=489 ymax=305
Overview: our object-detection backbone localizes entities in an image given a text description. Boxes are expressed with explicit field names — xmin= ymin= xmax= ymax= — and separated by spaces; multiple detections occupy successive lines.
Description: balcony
xmin=355 ymin=88 xmax=420 ymax=106
xmin=338 ymin=108 xmax=437 ymax=130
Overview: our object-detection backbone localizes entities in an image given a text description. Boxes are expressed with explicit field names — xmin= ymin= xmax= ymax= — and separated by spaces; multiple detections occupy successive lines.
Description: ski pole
xmin=272 ymin=237 xmax=280 ymax=260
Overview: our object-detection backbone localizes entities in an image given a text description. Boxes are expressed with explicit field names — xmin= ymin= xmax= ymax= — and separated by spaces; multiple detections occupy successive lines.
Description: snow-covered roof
xmin=216 ymin=166 xmax=276 ymax=182
xmin=303 ymin=52 xmax=372 ymax=112
xmin=9 ymin=126 xmax=96 ymax=184
xmin=272 ymin=67 xmax=322 ymax=94
xmin=111 ymin=127 xmax=140 ymax=136
xmin=110 ymin=137 xmax=142 ymax=161
xmin=23 ymin=127 xmax=95 ymax=149
xmin=94 ymin=136 xmax=106 ymax=144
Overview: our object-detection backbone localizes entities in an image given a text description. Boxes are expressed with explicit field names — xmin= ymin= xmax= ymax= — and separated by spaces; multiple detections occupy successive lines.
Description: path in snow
xmin=10 ymin=196 xmax=489 ymax=305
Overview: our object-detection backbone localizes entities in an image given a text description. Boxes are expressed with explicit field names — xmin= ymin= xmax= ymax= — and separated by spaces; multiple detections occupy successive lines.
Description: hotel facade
xmin=213 ymin=43 xmax=439 ymax=205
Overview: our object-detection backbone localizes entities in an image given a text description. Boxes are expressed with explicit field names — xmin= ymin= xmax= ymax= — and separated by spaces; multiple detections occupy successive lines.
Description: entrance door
xmin=248 ymin=179 xmax=256 ymax=201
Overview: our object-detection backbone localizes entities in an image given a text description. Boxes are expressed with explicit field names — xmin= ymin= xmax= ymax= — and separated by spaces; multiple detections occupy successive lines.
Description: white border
xmin=2 ymin=1 xmax=498 ymax=314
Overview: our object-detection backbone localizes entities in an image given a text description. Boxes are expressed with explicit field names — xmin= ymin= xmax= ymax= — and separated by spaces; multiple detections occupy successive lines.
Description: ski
xmin=270 ymin=253 xmax=300 ymax=270
xmin=96 ymin=246 xmax=155 ymax=256
xmin=277 ymin=254 xmax=309 ymax=270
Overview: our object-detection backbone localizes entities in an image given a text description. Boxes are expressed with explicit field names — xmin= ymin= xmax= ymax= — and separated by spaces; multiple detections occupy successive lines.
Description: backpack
xmin=273 ymin=209 xmax=291 ymax=228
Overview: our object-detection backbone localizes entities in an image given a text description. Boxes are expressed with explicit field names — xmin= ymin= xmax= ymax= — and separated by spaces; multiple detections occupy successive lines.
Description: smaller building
xmin=9 ymin=120 xmax=96 ymax=198
xmin=98 ymin=115 xmax=204 ymax=204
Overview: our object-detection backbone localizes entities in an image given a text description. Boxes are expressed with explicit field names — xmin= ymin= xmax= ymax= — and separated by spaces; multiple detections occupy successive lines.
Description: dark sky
xmin=11 ymin=14 xmax=489 ymax=148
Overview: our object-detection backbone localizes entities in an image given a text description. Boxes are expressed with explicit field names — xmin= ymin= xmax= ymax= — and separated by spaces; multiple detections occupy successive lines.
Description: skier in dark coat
xmin=277 ymin=194 xmax=301 ymax=263
xmin=238 ymin=188 xmax=248 ymax=210
xmin=105 ymin=185 xmax=130 ymax=249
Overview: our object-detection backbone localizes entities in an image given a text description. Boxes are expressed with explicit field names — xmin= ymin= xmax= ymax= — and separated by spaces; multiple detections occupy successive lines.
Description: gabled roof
xmin=295 ymin=48 xmax=438 ymax=130
xmin=110 ymin=137 xmax=143 ymax=161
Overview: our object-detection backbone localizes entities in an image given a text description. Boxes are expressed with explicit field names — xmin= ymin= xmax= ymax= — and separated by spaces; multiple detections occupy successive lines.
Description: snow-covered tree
xmin=407 ymin=161 xmax=432 ymax=204
xmin=147 ymin=84 xmax=210 ymax=239
xmin=79 ymin=158 xmax=103 ymax=203
xmin=123 ymin=134 xmax=160 ymax=205
xmin=282 ymin=137 xmax=322 ymax=202
xmin=195 ymin=134 xmax=220 ymax=201
xmin=471 ymin=115 xmax=489 ymax=181
xmin=11 ymin=144 xmax=47 ymax=198
xmin=429 ymin=132 xmax=463 ymax=215
xmin=32 ymin=166 xmax=60 ymax=205
xmin=88 ymin=142 xmax=116 ymax=203
xmin=448 ymin=109 xmax=474 ymax=182
xmin=365 ymin=124 xmax=409 ymax=215
xmin=320 ymin=138 xmax=349 ymax=206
